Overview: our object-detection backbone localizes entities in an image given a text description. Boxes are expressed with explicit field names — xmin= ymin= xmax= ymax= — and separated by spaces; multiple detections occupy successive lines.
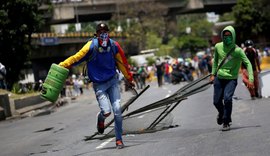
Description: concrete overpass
xmin=31 ymin=31 xmax=125 ymax=59
xmin=34 ymin=0 xmax=237 ymax=60
xmin=40 ymin=0 xmax=236 ymax=24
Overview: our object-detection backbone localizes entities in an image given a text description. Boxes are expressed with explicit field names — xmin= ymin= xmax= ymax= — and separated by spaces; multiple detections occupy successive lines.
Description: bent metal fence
xmin=84 ymin=74 xmax=212 ymax=141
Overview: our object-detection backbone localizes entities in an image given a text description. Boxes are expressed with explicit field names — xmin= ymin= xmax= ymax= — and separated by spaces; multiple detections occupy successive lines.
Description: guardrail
xmin=31 ymin=31 xmax=126 ymax=38
xmin=31 ymin=31 xmax=127 ymax=45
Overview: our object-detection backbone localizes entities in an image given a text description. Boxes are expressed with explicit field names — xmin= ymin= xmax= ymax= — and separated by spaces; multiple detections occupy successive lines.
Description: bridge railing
xmin=31 ymin=31 xmax=126 ymax=45
xmin=203 ymin=0 xmax=236 ymax=4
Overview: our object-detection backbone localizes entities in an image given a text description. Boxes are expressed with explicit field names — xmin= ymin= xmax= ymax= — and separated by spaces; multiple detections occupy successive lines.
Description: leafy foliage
xmin=176 ymin=14 xmax=212 ymax=55
xmin=0 ymin=0 xmax=44 ymax=89
xmin=218 ymin=12 xmax=234 ymax=22
xmin=111 ymin=1 xmax=167 ymax=55
xmin=81 ymin=22 xmax=96 ymax=32
xmin=145 ymin=32 xmax=162 ymax=50
xmin=232 ymin=0 xmax=270 ymax=40
xmin=145 ymin=56 xmax=156 ymax=66
xmin=110 ymin=1 xmax=212 ymax=58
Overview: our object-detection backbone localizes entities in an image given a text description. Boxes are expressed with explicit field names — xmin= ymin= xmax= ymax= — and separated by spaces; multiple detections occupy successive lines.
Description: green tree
xmin=81 ymin=22 xmax=95 ymax=32
xmin=67 ymin=24 xmax=76 ymax=32
xmin=145 ymin=32 xmax=162 ymax=50
xmin=0 ymin=0 xmax=44 ymax=89
xmin=232 ymin=0 xmax=270 ymax=41
xmin=218 ymin=12 xmax=234 ymax=22
xmin=232 ymin=0 xmax=260 ymax=37
xmin=179 ymin=36 xmax=208 ymax=52
xmin=176 ymin=14 xmax=212 ymax=55
xmin=111 ymin=1 xmax=167 ymax=55
xmin=145 ymin=56 xmax=156 ymax=66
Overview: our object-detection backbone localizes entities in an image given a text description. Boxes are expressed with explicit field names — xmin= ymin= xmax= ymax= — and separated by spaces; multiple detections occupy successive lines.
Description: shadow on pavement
xmin=221 ymin=125 xmax=261 ymax=131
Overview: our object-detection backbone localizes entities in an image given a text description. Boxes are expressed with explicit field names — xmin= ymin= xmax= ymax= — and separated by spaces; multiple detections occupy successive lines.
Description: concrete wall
xmin=0 ymin=107 xmax=5 ymax=121
xmin=0 ymin=94 xmax=11 ymax=118
xmin=0 ymin=93 xmax=49 ymax=120
xmin=14 ymin=95 xmax=47 ymax=110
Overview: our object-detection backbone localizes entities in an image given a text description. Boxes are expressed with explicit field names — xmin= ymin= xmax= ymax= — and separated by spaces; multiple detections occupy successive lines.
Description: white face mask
xmin=99 ymin=33 xmax=109 ymax=47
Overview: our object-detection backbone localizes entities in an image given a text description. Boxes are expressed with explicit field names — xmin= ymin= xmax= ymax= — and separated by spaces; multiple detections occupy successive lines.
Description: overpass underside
xmin=42 ymin=0 xmax=236 ymax=24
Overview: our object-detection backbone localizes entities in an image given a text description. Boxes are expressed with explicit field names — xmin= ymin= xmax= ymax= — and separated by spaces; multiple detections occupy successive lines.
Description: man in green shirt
xmin=210 ymin=26 xmax=254 ymax=131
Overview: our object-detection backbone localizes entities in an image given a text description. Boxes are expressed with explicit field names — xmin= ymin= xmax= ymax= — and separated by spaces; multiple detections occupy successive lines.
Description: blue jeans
xmin=213 ymin=77 xmax=237 ymax=124
xmin=93 ymin=74 xmax=122 ymax=141
xmin=164 ymin=74 xmax=171 ymax=83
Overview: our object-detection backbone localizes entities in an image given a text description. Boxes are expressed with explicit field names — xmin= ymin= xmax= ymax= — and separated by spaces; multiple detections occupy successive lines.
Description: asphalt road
xmin=0 ymin=78 xmax=270 ymax=156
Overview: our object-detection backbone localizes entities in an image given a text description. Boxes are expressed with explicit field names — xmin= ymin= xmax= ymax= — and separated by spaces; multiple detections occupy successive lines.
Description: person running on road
xmin=210 ymin=26 xmax=254 ymax=131
xmin=241 ymin=39 xmax=261 ymax=100
xmin=59 ymin=23 xmax=134 ymax=149
xmin=155 ymin=58 xmax=164 ymax=87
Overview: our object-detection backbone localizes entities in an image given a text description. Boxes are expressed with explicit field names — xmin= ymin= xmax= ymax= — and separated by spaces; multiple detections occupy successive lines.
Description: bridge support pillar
xmin=163 ymin=14 xmax=177 ymax=44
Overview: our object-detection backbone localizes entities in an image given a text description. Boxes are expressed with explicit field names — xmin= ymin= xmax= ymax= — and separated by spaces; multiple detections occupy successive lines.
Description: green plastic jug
xmin=40 ymin=63 xmax=69 ymax=102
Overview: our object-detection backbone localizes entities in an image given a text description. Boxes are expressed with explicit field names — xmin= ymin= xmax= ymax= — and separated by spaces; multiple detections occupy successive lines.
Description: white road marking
xmin=96 ymin=138 xmax=114 ymax=149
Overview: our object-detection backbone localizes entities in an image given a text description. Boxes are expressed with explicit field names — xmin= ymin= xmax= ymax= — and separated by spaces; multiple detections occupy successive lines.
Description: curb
xmin=5 ymin=101 xmax=55 ymax=120
xmin=16 ymin=101 xmax=54 ymax=115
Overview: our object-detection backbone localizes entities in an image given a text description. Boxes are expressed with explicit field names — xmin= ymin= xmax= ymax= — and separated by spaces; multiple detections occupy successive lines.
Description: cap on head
xmin=96 ymin=23 xmax=109 ymax=33
xmin=245 ymin=39 xmax=254 ymax=48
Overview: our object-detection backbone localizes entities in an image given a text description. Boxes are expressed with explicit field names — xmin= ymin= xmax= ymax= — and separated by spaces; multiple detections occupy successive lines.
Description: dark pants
xmin=157 ymin=73 xmax=163 ymax=87
xmin=213 ymin=78 xmax=238 ymax=124
xmin=242 ymin=69 xmax=260 ymax=97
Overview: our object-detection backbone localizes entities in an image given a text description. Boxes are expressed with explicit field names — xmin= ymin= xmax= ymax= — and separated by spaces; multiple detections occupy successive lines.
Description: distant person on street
xmin=210 ymin=26 xmax=254 ymax=131
xmin=130 ymin=66 xmax=140 ymax=90
xmin=164 ymin=61 xmax=171 ymax=84
xmin=155 ymin=58 xmax=164 ymax=87
xmin=137 ymin=64 xmax=148 ymax=89
xmin=0 ymin=62 xmax=7 ymax=89
xmin=65 ymin=77 xmax=73 ymax=97
xmin=59 ymin=23 xmax=134 ymax=149
xmin=38 ymin=79 xmax=43 ymax=91
xmin=241 ymin=40 xmax=261 ymax=100
xmin=204 ymin=52 xmax=212 ymax=74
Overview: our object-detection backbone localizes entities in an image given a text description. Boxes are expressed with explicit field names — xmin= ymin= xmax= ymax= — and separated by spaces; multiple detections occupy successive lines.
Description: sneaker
xmin=96 ymin=112 xmax=105 ymax=134
xmin=116 ymin=140 xmax=124 ymax=149
xmin=255 ymin=92 xmax=262 ymax=98
xmin=217 ymin=114 xmax=223 ymax=125
xmin=222 ymin=124 xmax=230 ymax=131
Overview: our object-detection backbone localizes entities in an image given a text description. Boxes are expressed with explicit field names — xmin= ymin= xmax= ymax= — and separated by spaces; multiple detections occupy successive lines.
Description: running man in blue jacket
xmin=59 ymin=23 xmax=134 ymax=149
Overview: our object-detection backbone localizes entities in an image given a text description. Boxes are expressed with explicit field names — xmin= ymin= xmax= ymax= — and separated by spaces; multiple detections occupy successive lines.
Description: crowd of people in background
xmin=60 ymin=74 xmax=86 ymax=98
xmin=1 ymin=44 xmax=270 ymax=95
xmin=126 ymin=52 xmax=213 ymax=89
xmin=51 ymin=41 xmax=269 ymax=97
xmin=123 ymin=42 xmax=269 ymax=91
